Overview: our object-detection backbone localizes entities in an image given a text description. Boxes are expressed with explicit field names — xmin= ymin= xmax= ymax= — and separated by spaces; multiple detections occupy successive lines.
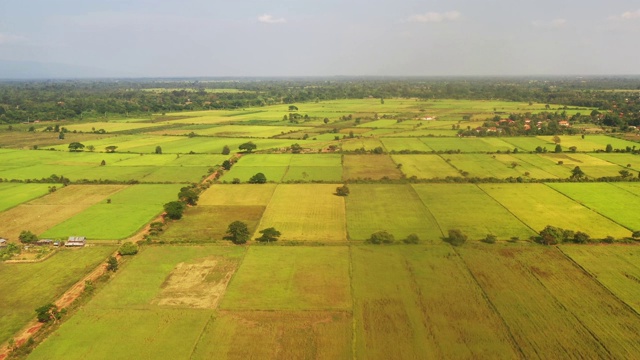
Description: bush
xmin=35 ymin=304 xmax=60 ymax=323
xmin=19 ymin=230 xmax=38 ymax=244
xmin=482 ymin=234 xmax=497 ymax=244
xmin=367 ymin=231 xmax=395 ymax=244
xmin=248 ymin=172 xmax=267 ymax=184
xmin=164 ymin=201 xmax=186 ymax=220
xmin=402 ymin=233 xmax=420 ymax=244
xmin=444 ymin=229 xmax=467 ymax=246
xmin=118 ymin=242 xmax=139 ymax=256
xmin=335 ymin=185 xmax=350 ymax=196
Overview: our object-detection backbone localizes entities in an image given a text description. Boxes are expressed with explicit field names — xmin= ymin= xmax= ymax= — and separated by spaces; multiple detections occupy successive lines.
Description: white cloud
xmin=532 ymin=18 xmax=567 ymax=29
xmin=622 ymin=9 xmax=640 ymax=19
xmin=258 ymin=14 xmax=286 ymax=24
xmin=407 ymin=11 xmax=461 ymax=23
xmin=0 ymin=33 xmax=26 ymax=45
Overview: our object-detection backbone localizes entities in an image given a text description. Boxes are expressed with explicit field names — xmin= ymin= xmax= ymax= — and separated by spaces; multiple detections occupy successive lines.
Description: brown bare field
xmin=0 ymin=185 xmax=126 ymax=240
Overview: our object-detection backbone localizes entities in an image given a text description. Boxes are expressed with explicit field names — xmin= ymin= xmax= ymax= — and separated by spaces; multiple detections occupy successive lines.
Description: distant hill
xmin=0 ymin=60 xmax=122 ymax=79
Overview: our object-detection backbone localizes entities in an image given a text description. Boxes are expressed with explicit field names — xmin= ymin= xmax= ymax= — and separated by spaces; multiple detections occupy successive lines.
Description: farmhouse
xmin=0 ymin=238 xmax=7 ymax=247
xmin=36 ymin=239 xmax=53 ymax=246
xmin=65 ymin=236 xmax=86 ymax=247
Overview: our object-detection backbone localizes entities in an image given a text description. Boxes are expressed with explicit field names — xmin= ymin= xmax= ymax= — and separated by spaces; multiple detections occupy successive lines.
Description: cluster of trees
xmin=163 ymin=184 xmax=201 ymax=220
xmin=366 ymin=231 xmax=421 ymax=244
xmin=224 ymin=221 xmax=281 ymax=244
xmin=2 ymin=77 xmax=640 ymax=129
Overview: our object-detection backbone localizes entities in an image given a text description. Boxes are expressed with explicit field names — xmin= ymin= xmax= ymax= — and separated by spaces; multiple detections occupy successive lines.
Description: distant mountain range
xmin=0 ymin=60 xmax=123 ymax=79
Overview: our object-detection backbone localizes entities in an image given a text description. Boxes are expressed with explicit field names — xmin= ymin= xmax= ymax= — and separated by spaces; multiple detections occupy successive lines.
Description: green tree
xmin=288 ymin=105 xmax=298 ymax=111
xmin=552 ymin=135 xmax=561 ymax=144
xmin=554 ymin=144 xmax=562 ymax=153
xmin=35 ymin=304 xmax=60 ymax=323
xmin=225 ymin=221 xmax=250 ymax=244
xmin=239 ymin=142 xmax=257 ymax=153
xmin=19 ymin=230 xmax=38 ymax=244
xmin=248 ymin=172 xmax=267 ymax=184
xmin=256 ymin=227 xmax=281 ymax=243
xmin=402 ymin=233 xmax=420 ymax=244
xmin=87 ymin=145 xmax=95 ymax=152
xmin=323 ymin=118 xmax=329 ymax=124
xmin=605 ymin=144 xmax=613 ymax=153
xmin=570 ymin=166 xmax=586 ymax=180
xmin=105 ymin=145 xmax=118 ymax=153
xmin=222 ymin=160 xmax=232 ymax=170
xmin=164 ymin=201 xmax=186 ymax=220
xmin=178 ymin=186 xmax=199 ymax=206
xmin=632 ymin=230 xmax=640 ymax=239
xmin=335 ymin=184 xmax=350 ymax=196
xmin=106 ymin=256 xmax=118 ymax=272
xmin=290 ymin=143 xmax=302 ymax=153
xmin=366 ymin=230 xmax=395 ymax=244
xmin=222 ymin=145 xmax=230 ymax=155
xmin=537 ymin=225 xmax=564 ymax=245
xmin=573 ymin=231 xmax=590 ymax=244
xmin=118 ymin=242 xmax=139 ymax=255
xmin=155 ymin=146 xmax=162 ymax=154
xmin=444 ymin=229 xmax=467 ymax=246
xmin=482 ymin=234 xmax=497 ymax=244
xmin=58 ymin=131 xmax=65 ymax=139
xmin=68 ymin=142 xmax=85 ymax=152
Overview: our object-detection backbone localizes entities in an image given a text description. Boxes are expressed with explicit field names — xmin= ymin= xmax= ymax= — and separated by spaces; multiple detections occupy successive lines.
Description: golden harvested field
xmin=255 ymin=184 xmax=347 ymax=242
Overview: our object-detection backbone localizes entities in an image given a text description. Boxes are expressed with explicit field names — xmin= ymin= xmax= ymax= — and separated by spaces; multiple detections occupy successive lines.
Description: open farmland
xmin=255 ymin=184 xmax=347 ymax=242
xmin=0 ymin=183 xmax=51 ymax=212
xmin=345 ymin=184 xmax=442 ymax=241
xmin=560 ymin=245 xmax=640 ymax=313
xmin=0 ymin=246 xmax=116 ymax=345
xmin=412 ymin=184 xmax=536 ymax=239
xmin=351 ymin=245 xmax=519 ymax=359
xmin=342 ymin=154 xmax=402 ymax=180
xmin=479 ymin=183 xmax=631 ymax=238
xmin=27 ymin=246 xmax=244 ymax=360
xmin=391 ymin=154 xmax=460 ymax=178
xmin=458 ymin=243 xmax=640 ymax=358
xmin=0 ymin=185 xmax=126 ymax=240
xmin=41 ymin=184 xmax=183 ymax=240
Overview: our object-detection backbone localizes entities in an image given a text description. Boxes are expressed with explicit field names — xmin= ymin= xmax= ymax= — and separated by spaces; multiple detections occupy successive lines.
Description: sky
xmin=0 ymin=0 xmax=639 ymax=77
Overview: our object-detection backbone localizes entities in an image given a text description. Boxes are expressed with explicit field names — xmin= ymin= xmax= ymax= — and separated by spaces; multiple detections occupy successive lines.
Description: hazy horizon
xmin=2 ymin=0 xmax=640 ymax=78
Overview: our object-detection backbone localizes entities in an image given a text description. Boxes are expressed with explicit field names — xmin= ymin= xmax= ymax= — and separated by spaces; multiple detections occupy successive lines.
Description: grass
xmin=28 ymin=246 xmax=244 ymax=359
xmin=351 ymin=245 xmax=520 ymax=359
xmin=391 ymin=154 xmax=461 ymax=178
xmin=0 ymin=185 xmax=127 ymax=241
xmin=380 ymin=138 xmax=432 ymax=152
xmin=457 ymin=243 xmax=638 ymax=358
xmin=342 ymin=155 xmax=403 ymax=180
xmin=0 ymin=246 xmax=115 ymax=344
xmin=412 ymin=184 xmax=536 ymax=240
xmin=255 ymin=184 xmax=347 ymax=242
xmin=443 ymin=154 xmax=525 ymax=178
xmin=547 ymin=183 xmax=640 ymax=231
xmin=560 ymin=245 xmax=640 ymax=313
xmin=220 ymin=246 xmax=351 ymax=310
xmin=0 ymin=183 xmax=51 ymax=212
xmin=538 ymin=153 xmax=625 ymax=178
xmin=41 ymin=184 xmax=183 ymax=240
xmin=420 ymin=137 xmax=516 ymax=153
xmin=191 ymin=311 xmax=351 ymax=360
xmin=479 ymin=183 xmax=630 ymax=238
xmin=345 ymin=184 xmax=442 ymax=241
xmin=198 ymin=184 xmax=277 ymax=206
xmin=159 ymin=205 xmax=265 ymax=242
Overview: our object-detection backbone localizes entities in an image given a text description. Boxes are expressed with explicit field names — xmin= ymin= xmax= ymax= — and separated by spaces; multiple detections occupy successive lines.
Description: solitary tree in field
xmin=366 ymin=231 xmax=395 ymax=244
xmin=248 ymin=172 xmax=267 ymax=184
xmin=570 ymin=166 xmax=586 ymax=180
xmin=225 ymin=221 xmax=250 ymax=244
xmin=554 ymin=144 xmax=562 ymax=153
xmin=155 ymin=146 xmax=162 ymax=154
xmin=239 ymin=142 xmax=257 ymax=153
xmin=105 ymin=145 xmax=118 ymax=153
xmin=87 ymin=145 xmax=95 ymax=152
xmin=552 ymin=135 xmax=561 ymax=144
xmin=335 ymin=185 xmax=350 ymax=196
xmin=444 ymin=229 xmax=467 ymax=246
xmin=256 ymin=227 xmax=281 ymax=243
xmin=68 ymin=142 xmax=85 ymax=152
xmin=221 ymin=145 xmax=230 ymax=155
xmin=605 ymin=144 xmax=613 ymax=153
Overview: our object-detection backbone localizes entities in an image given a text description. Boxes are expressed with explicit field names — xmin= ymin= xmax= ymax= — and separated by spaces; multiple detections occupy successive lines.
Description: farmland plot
xmin=256 ymin=184 xmax=346 ymax=242
xmin=342 ymin=155 xmax=402 ymax=180
xmin=479 ymin=183 xmax=630 ymax=238
xmin=560 ymin=245 xmax=640 ymax=313
xmin=412 ymin=184 xmax=536 ymax=240
xmin=28 ymin=246 xmax=244 ymax=360
xmin=345 ymin=184 xmax=442 ymax=241
xmin=391 ymin=155 xmax=460 ymax=178
xmin=548 ymin=183 xmax=640 ymax=231
xmin=458 ymin=244 xmax=615 ymax=358
xmin=0 ymin=183 xmax=51 ymax=212
xmin=351 ymin=245 xmax=519 ymax=359
xmin=0 ymin=247 xmax=115 ymax=345
xmin=220 ymin=247 xmax=351 ymax=310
